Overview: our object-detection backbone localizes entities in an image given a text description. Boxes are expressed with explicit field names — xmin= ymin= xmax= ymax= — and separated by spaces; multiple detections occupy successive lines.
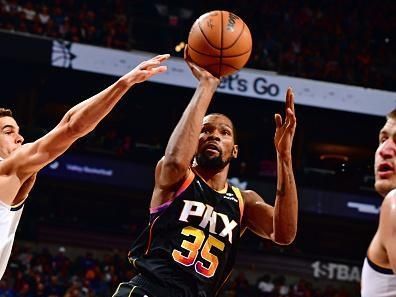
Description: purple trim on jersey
xmin=149 ymin=170 xmax=195 ymax=214
xmin=150 ymin=200 xmax=172 ymax=214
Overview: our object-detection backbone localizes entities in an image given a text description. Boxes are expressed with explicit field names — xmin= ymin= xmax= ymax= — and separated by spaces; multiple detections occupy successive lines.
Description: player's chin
xmin=375 ymin=179 xmax=396 ymax=197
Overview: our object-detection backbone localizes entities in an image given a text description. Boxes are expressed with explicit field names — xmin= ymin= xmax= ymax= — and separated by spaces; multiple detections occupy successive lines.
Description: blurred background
xmin=1 ymin=0 xmax=395 ymax=296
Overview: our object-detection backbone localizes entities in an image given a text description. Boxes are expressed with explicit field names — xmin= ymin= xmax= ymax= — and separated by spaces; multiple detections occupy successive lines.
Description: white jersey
xmin=0 ymin=199 xmax=24 ymax=279
xmin=361 ymin=257 xmax=396 ymax=297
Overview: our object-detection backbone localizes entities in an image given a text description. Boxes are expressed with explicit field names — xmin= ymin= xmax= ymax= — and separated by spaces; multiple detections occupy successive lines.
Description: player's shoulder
xmin=378 ymin=189 xmax=396 ymax=228
xmin=239 ymin=189 xmax=260 ymax=203
xmin=382 ymin=189 xmax=396 ymax=212
xmin=240 ymin=189 xmax=257 ymax=196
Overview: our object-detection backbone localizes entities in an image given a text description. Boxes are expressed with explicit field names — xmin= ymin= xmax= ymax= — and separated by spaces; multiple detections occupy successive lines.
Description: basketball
xmin=187 ymin=10 xmax=252 ymax=77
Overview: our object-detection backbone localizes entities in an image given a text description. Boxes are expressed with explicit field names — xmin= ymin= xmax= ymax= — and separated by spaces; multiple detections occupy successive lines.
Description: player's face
xmin=0 ymin=116 xmax=24 ymax=159
xmin=375 ymin=117 xmax=396 ymax=197
xmin=196 ymin=114 xmax=238 ymax=171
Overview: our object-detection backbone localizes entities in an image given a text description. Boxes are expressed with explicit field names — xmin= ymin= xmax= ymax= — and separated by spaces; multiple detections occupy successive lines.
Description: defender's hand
xmin=124 ymin=54 xmax=170 ymax=85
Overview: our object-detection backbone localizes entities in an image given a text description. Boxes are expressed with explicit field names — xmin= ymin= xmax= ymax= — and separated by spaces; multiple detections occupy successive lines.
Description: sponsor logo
xmin=51 ymin=40 xmax=76 ymax=67
xmin=312 ymin=261 xmax=360 ymax=282
xmin=223 ymin=193 xmax=238 ymax=203
xmin=226 ymin=13 xmax=239 ymax=32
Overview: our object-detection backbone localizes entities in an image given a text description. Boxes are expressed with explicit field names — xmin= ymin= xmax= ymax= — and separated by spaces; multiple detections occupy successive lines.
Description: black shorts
xmin=113 ymin=274 xmax=170 ymax=297
xmin=112 ymin=281 xmax=151 ymax=297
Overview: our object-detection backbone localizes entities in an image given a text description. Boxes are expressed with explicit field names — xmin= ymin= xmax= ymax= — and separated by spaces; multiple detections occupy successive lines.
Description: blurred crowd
xmin=0 ymin=0 xmax=129 ymax=49
xmin=1 ymin=245 xmax=358 ymax=297
xmin=0 ymin=0 xmax=395 ymax=91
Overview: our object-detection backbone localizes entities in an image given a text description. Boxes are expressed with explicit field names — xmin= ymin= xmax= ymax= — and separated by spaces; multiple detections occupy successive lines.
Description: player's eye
xmin=201 ymin=127 xmax=210 ymax=134
xmin=379 ymin=136 xmax=388 ymax=144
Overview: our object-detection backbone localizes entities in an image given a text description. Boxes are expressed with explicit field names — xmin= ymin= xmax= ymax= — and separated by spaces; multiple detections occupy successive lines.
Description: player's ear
xmin=232 ymin=145 xmax=238 ymax=159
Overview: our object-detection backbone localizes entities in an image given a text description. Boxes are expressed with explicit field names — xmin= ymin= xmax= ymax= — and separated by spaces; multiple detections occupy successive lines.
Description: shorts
xmin=113 ymin=274 xmax=169 ymax=297
xmin=112 ymin=281 xmax=152 ymax=297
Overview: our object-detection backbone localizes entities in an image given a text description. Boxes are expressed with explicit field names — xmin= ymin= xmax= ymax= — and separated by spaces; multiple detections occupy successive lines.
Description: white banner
xmin=52 ymin=40 xmax=396 ymax=116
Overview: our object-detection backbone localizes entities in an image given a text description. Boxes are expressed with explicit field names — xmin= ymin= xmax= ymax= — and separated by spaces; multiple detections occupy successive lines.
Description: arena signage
xmin=311 ymin=261 xmax=361 ymax=282
xmin=51 ymin=40 xmax=396 ymax=117
xmin=42 ymin=153 xmax=380 ymax=221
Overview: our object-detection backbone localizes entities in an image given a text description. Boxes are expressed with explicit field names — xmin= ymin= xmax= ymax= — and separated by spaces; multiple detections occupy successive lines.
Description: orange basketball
xmin=187 ymin=10 xmax=252 ymax=77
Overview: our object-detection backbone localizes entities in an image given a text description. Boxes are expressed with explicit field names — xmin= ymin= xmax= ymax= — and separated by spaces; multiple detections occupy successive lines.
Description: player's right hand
xmin=124 ymin=54 xmax=170 ymax=85
xmin=184 ymin=45 xmax=220 ymax=87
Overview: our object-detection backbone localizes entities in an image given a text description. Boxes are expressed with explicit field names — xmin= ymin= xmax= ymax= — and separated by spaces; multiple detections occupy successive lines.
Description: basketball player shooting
xmin=0 ymin=54 xmax=169 ymax=279
xmin=113 ymin=48 xmax=298 ymax=297
xmin=361 ymin=109 xmax=396 ymax=296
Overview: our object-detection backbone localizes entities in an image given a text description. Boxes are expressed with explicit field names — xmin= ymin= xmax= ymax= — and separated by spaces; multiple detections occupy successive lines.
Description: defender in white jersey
xmin=0 ymin=54 xmax=169 ymax=279
xmin=361 ymin=109 xmax=396 ymax=296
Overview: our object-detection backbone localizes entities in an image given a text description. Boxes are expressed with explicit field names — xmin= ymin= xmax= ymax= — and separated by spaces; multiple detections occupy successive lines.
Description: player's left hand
xmin=274 ymin=87 xmax=296 ymax=160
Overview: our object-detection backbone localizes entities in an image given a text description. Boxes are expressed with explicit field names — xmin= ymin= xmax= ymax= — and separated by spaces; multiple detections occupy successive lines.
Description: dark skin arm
xmin=152 ymin=47 xmax=220 ymax=207
xmin=242 ymin=88 xmax=298 ymax=245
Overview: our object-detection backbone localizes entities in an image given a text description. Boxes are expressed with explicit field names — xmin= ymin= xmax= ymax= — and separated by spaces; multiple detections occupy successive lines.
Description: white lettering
xmin=199 ymin=205 xmax=217 ymax=234
xmin=312 ymin=261 xmax=361 ymax=282
xmin=336 ymin=264 xmax=350 ymax=281
xmin=349 ymin=266 xmax=361 ymax=282
xmin=179 ymin=201 xmax=205 ymax=222
xmin=218 ymin=213 xmax=237 ymax=244
xmin=179 ymin=200 xmax=238 ymax=244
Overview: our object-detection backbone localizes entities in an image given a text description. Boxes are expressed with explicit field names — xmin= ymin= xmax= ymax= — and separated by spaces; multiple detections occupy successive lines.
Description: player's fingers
xmin=285 ymin=109 xmax=296 ymax=133
xmin=154 ymin=54 xmax=170 ymax=62
xmin=151 ymin=65 xmax=168 ymax=74
xmin=274 ymin=113 xmax=282 ymax=128
xmin=286 ymin=108 xmax=296 ymax=125
xmin=141 ymin=60 xmax=161 ymax=70
xmin=184 ymin=45 xmax=190 ymax=60
xmin=289 ymin=90 xmax=295 ymax=113
xmin=286 ymin=87 xmax=292 ymax=111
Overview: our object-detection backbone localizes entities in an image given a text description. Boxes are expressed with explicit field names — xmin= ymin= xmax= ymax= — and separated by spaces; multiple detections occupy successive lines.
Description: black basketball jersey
xmin=128 ymin=170 xmax=244 ymax=297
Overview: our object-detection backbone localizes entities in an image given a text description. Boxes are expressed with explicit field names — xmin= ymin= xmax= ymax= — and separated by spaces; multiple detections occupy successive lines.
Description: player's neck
xmin=193 ymin=165 xmax=229 ymax=191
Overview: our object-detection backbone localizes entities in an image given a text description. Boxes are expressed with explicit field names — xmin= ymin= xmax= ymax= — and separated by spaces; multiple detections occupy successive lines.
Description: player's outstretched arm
xmin=6 ymin=54 xmax=169 ymax=180
xmin=243 ymin=88 xmax=297 ymax=245
xmin=155 ymin=47 xmax=219 ymax=191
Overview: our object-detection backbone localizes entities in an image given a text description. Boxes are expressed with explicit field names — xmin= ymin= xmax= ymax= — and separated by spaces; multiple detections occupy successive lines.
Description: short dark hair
xmin=386 ymin=109 xmax=396 ymax=120
xmin=0 ymin=108 xmax=13 ymax=118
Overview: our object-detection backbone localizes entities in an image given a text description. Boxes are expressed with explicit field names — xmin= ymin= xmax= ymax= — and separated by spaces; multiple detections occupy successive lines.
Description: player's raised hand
xmin=124 ymin=54 xmax=170 ymax=85
xmin=274 ymin=87 xmax=297 ymax=159
xmin=184 ymin=45 xmax=220 ymax=88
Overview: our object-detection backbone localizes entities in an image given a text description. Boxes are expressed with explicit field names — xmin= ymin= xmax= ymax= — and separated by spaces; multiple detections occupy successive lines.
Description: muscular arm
xmin=242 ymin=159 xmax=297 ymax=245
xmin=378 ymin=191 xmax=396 ymax=273
xmin=243 ymin=88 xmax=298 ymax=245
xmin=272 ymin=156 xmax=298 ymax=244
xmin=155 ymin=55 xmax=219 ymax=194
xmin=6 ymin=55 xmax=168 ymax=181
